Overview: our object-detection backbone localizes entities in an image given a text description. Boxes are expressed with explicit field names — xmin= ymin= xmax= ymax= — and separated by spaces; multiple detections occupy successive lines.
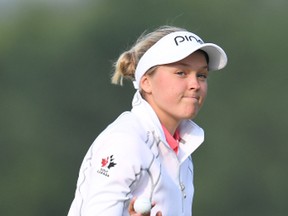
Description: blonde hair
xmin=111 ymin=25 xmax=187 ymax=85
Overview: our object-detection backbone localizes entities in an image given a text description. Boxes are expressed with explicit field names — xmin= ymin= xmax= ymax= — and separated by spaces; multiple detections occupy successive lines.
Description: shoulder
xmin=84 ymin=112 xmax=154 ymax=178
xmin=103 ymin=111 xmax=146 ymax=142
xmin=90 ymin=111 xmax=150 ymax=160
xmin=112 ymin=111 xmax=143 ymax=131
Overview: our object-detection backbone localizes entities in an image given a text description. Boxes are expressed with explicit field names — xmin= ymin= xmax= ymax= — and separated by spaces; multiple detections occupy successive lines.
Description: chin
xmin=182 ymin=112 xmax=198 ymax=120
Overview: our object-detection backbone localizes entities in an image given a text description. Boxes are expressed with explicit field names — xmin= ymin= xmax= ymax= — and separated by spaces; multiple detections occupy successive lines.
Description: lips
xmin=184 ymin=95 xmax=200 ymax=101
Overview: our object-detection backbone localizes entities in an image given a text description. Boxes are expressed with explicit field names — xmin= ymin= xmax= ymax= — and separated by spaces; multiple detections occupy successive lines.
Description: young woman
xmin=68 ymin=25 xmax=227 ymax=216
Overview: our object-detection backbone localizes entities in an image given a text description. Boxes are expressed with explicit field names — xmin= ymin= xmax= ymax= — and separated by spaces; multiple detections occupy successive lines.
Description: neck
xmin=160 ymin=119 xmax=180 ymax=135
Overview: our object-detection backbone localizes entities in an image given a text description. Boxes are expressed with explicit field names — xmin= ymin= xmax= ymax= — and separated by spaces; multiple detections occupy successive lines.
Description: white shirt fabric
xmin=68 ymin=91 xmax=204 ymax=216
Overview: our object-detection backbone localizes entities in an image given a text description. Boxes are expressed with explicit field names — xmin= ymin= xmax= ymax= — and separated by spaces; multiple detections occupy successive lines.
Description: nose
xmin=188 ymin=74 xmax=201 ymax=90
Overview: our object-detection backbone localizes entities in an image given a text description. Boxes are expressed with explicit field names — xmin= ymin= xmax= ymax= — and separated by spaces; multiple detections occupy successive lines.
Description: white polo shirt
xmin=68 ymin=91 xmax=204 ymax=216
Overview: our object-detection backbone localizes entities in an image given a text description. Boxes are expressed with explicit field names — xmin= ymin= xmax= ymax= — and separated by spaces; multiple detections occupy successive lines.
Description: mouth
xmin=184 ymin=95 xmax=200 ymax=101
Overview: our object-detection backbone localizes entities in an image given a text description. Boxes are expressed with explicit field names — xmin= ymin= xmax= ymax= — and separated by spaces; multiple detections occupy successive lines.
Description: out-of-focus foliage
xmin=0 ymin=0 xmax=287 ymax=215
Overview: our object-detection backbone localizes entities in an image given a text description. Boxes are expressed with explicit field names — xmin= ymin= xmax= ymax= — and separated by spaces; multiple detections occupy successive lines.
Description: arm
xmin=74 ymin=132 xmax=151 ymax=216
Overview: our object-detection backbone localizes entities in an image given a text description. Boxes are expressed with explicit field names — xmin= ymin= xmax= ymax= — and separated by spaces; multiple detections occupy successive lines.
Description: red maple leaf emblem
xmin=101 ymin=157 xmax=109 ymax=167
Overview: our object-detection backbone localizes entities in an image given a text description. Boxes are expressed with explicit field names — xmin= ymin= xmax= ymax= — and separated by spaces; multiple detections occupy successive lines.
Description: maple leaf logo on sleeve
xmin=98 ymin=155 xmax=117 ymax=177
xmin=101 ymin=155 xmax=117 ymax=169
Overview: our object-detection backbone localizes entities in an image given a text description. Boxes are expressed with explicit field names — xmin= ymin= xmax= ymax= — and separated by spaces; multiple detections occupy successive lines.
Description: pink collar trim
xmin=161 ymin=124 xmax=180 ymax=154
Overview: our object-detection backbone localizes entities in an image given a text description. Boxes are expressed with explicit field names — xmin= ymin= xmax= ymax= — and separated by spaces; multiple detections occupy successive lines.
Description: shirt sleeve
xmin=70 ymin=132 xmax=149 ymax=216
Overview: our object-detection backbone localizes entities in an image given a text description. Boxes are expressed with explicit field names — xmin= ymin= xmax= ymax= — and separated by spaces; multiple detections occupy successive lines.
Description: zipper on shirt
xmin=161 ymin=136 xmax=187 ymax=213
xmin=176 ymin=159 xmax=186 ymax=214
xmin=180 ymin=180 xmax=186 ymax=214
xmin=180 ymin=182 xmax=186 ymax=199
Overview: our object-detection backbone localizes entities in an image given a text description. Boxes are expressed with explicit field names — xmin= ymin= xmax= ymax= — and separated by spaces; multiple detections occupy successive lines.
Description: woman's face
xmin=140 ymin=51 xmax=208 ymax=131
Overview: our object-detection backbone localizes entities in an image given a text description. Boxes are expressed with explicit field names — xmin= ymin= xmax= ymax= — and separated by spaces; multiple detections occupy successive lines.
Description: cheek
xmin=203 ymin=83 xmax=208 ymax=95
xmin=153 ymin=83 xmax=178 ymax=106
xmin=202 ymin=84 xmax=208 ymax=100
xmin=152 ymin=75 xmax=173 ymax=94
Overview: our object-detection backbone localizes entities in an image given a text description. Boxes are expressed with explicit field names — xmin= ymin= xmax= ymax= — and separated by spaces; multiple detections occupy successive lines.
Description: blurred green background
xmin=1 ymin=0 xmax=287 ymax=215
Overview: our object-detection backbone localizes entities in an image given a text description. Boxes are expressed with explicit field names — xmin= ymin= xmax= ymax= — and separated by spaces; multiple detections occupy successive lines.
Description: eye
xmin=175 ymin=71 xmax=187 ymax=77
xmin=197 ymin=72 xmax=208 ymax=80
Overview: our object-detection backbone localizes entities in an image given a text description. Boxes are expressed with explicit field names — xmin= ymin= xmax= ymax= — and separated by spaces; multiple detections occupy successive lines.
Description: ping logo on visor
xmin=174 ymin=35 xmax=204 ymax=46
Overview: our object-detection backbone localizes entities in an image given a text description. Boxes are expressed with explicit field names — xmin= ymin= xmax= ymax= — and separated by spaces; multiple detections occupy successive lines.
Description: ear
xmin=139 ymin=75 xmax=152 ymax=94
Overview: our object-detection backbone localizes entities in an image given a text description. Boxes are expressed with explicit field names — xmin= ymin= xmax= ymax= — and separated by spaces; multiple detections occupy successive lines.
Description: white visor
xmin=133 ymin=31 xmax=228 ymax=89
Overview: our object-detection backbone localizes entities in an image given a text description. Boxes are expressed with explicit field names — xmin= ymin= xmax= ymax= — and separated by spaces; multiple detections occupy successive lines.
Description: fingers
xmin=151 ymin=202 xmax=162 ymax=216
xmin=128 ymin=197 xmax=144 ymax=216
xmin=156 ymin=211 xmax=162 ymax=216
xmin=128 ymin=197 xmax=137 ymax=215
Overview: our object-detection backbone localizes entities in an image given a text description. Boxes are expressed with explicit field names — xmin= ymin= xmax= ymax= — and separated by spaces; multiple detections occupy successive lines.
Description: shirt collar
xmin=161 ymin=124 xmax=180 ymax=154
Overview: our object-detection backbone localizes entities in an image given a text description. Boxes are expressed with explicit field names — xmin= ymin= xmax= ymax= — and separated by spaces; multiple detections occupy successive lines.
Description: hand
xmin=128 ymin=197 xmax=162 ymax=216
